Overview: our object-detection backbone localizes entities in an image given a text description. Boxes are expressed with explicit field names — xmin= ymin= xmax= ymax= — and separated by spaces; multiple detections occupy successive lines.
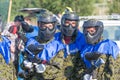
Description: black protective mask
xmin=62 ymin=24 xmax=77 ymax=36
xmin=83 ymin=27 xmax=103 ymax=45
xmin=38 ymin=27 xmax=56 ymax=41
xmin=85 ymin=32 xmax=101 ymax=44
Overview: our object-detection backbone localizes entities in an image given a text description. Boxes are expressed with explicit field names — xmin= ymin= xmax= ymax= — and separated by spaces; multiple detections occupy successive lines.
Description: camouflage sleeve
xmin=97 ymin=54 xmax=120 ymax=80
xmin=0 ymin=55 xmax=17 ymax=80
xmin=104 ymin=55 xmax=115 ymax=80
xmin=110 ymin=54 xmax=120 ymax=80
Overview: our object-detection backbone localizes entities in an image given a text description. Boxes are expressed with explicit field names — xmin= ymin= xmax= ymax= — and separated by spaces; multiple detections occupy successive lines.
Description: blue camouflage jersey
xmin=81 ymin=39 xmax=120 ymax=68
xmin=0 ymin=36 xmax=11 ymax=64
xmin=54 ymin=31 xmax=86 ymax=58
xmin=25 ymin=38 xmax=65 ymax=62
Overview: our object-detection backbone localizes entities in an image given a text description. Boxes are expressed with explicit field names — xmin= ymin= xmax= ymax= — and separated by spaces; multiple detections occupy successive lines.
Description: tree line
xmin=1 ymin=0 xmax=120 ymax=21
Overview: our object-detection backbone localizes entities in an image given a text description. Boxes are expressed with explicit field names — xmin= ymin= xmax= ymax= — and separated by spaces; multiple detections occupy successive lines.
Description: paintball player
xmin=53 ymin=12 xmax=86 ymax=80
xmin=1 ymin=15 xmax=33 ymax=61
xmin=18 ymin=11 xmax=65 ymax=80
xmin=81 ymin=19 xmax=120 ymax=80
xmin=0 ymin=15 xmax=20 ymax=80
xmin=1 ymin=15 xmax=33 ymax=78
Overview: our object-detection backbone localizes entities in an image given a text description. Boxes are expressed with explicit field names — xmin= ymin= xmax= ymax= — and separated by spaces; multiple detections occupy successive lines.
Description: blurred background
xmin=0 ymin=0 xmax=120 ymax=41
xmin=0 ymin=0 xmax=120 ymax=22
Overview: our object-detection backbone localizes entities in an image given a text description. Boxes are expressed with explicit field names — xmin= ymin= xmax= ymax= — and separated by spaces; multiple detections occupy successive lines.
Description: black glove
xmin=21 ymin=21 xmax=33 ymax=32
xmin=85 ymin=52 xmax=101 ymax=60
